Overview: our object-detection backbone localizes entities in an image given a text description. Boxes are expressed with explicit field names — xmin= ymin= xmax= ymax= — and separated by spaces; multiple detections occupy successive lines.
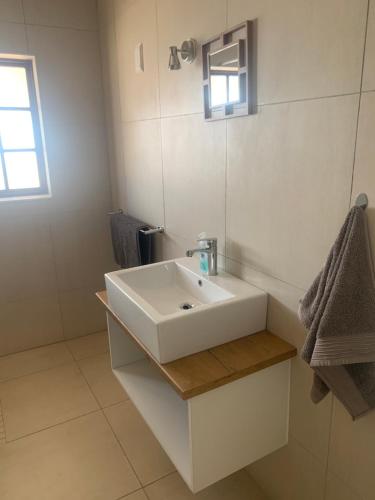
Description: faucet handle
xmin=197 ymin=236 xmax=217 ymax=244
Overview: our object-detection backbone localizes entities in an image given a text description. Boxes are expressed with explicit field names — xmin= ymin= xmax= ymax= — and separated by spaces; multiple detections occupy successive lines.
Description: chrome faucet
xmin=186 ymin=237 xmax=218 ymax=276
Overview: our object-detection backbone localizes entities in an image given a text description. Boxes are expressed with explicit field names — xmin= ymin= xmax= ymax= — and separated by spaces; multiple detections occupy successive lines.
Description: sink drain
xmin=179 ymin=302 xmax=194 ymax=310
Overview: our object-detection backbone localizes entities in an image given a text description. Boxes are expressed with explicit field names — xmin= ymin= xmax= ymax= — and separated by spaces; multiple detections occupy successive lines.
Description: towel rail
xmin=107 ymin=209 xmax=164 ymax=235
xmin=107 ymin=209 xmax=123 ymax=215
xmin=139 ymin=226 xmax=165 ymax=235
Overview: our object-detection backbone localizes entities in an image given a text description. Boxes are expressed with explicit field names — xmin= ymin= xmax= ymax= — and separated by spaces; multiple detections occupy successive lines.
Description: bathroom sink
xmin=105 ymin=257 xmax=267 ymax=363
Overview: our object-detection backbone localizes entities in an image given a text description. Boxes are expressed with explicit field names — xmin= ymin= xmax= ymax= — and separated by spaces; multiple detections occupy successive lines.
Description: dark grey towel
xmin=110 ymin=213 xmax=152 ymax=268
xmin=299 ymin=206 xmax=375 ymax=419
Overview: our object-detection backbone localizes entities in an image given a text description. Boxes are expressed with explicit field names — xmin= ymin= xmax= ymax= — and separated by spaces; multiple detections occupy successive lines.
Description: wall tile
xmin=225 ymin=257 xmax=306 ymax=349
xmin=0 ymin=21 xmax=27 ymax=52
xmin=59 ymin=286 xmax=107 ymax=339
xmin=0 ymin=4 xmax=113 ymax=358
xmin=226 ymin=95 xmax=359 ymax=290
xmin=23 ymin=0 xmax=98 ymax=30
xmin=157 ymin=0 xmax=226 ymax=116
xmin=161 ymin=114 xmax=226 ymax=253
xmin=26 ymin=25 xmax=104 ymax=126
xmin=289 ymin=357 xmax=332 ymax=463
xmin=44 ymin=121 xmax=112 ymax=212
xmin=247 ymin=437 xmax=326 ymax=500
xmin=0 ymin=295 xmax=64 ymax=356
xmin=228 ymin=0 xmax=367 ymax=104
xmin=114 ymin=0 xmax=160 ymax=121
xmin=363 ymin=0 xmax=375 ymax=91
xmin=0 ymin=214 xmax=57 ymax=303
xmin=351 ymin=91 xmax=375 ymax=253
xmin=122 ymin=119 xmax=164 ymax=226
xmin=328 ymin=399 xmax=375 ymax=500
xmin=50 ymin=209 xmax=114 ymax=292
xmin=98 ymin=0 xmax=125 ymax=210
xmin=0 ymin=0 xmax=24 ymax=23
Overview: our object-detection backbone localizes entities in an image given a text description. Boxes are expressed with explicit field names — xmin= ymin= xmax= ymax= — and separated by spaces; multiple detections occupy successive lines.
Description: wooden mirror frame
xmin=202 ymin=20 xmax=257 ymax=121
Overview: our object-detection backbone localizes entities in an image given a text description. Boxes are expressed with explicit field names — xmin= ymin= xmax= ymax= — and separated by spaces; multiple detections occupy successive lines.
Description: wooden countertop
xmin=96 ymin=290 xmax=297 ymax=400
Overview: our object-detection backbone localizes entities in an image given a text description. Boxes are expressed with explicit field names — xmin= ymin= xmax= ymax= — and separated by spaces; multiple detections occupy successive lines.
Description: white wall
xmin=99 ymin=0 xmax=375 ymax=499
xmin=0 ymin=0 xmax=115 ymax=355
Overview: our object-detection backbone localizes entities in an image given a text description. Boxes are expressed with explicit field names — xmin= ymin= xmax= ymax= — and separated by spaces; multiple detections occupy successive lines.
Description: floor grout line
xmin=75 ymin=345 xmax=176 ymax=494
xmin=0 ymin=399 xmax=6 ymax=444
xmin=0 ymin=358 xmax=75 ymax=385
xmin=4 ymin=407 xmax=101 ymax=445
xmin=73 ymin=353 xmax=145 ymax=492
xmin=0 ymin=328 xmax=107 ymax=361
xmin=100 ymin=406 xmax=144 ymax=489
xmin=0 ymin=332 xmax=109 ymax=384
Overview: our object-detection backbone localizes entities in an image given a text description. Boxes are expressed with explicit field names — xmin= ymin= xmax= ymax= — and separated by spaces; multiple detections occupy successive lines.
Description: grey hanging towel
xmin=299 ymin=205 xmax=375 ymax=419
xmin=110 ymin=212 xmax=152 ymax=268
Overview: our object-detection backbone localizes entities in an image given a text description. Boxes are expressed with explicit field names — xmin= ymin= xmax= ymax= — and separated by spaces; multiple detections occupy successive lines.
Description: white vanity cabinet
xmin=105 ymin=311 xmax=294 ymax=493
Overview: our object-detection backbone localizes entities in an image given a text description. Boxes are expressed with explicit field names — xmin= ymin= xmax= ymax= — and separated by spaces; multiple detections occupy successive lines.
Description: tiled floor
xmin=0 ymin=331 xmax=267 ymax=500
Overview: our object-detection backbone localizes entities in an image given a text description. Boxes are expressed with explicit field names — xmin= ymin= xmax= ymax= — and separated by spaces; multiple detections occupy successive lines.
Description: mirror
xmin=209 ymin=43 xmax=240 ymax=108
xmin=202 ymin=20 xmax=256 ymax=121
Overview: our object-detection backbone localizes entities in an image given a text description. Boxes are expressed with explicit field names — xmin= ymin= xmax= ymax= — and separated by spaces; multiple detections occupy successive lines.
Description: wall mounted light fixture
xmin=168 ymin=39 xmax=197 ymax=70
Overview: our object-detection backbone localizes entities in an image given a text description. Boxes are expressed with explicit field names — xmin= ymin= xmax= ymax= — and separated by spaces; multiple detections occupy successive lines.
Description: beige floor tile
xmin=247 ymin=437 xmax=326 ymax=500
xmin=325 ymin=472 xmax=362 ymax=500
xmin=79 ymin=352 xmax=128 ymax=408
xmin=0 ymin=412 xmax=140 ymax=500
xmin=0 ymin=363 xmax=98 ymax=440
xmin=145 ymin=470 xmax=266 ymax=499
xmin=105 ymin=400 xmax=175 ymax=485
xmin=66 ymin=330 xmax=109 ymax=360
xmin=0 ymin=403 xmax=5 ymax=444
xmin=0 ymin=342 xmax=73 ymax=382
xmin=119 ymin=490 xmax=149 ymax=500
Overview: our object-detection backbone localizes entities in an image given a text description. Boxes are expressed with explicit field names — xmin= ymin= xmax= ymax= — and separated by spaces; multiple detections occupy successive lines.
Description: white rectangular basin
xmin=105 ymin=257 xmax=267 ymax=363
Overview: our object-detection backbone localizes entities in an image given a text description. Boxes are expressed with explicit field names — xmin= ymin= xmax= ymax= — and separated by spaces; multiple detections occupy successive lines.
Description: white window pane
xmin=0 ymin=66 xmax=30 ymax=108
xmin=0 ymin=164 xmax=5 ymax=190
xmin=0 ymin=110 xmax=35 ymax=149
xmin=4 ymin=152 xmax=40 ymax=189
xmin=229 ymin=75 xmax=239 ymax=103
xmin=210 ymin=75 xmax=227 ymax=107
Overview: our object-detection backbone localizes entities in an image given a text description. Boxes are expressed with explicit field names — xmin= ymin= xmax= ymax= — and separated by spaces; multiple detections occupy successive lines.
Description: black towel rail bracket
xmin=107 ymin=209 xmax=165 ymax=235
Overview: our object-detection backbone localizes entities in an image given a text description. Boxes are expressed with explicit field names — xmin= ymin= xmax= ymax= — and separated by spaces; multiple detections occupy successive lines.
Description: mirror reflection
xmin=209 ymin=43 xmax=240 ymax=108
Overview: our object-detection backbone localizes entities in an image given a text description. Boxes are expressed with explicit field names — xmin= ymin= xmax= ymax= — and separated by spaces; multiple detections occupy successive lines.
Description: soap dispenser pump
xmin=198 ymin=232 xmax=209 ymax=274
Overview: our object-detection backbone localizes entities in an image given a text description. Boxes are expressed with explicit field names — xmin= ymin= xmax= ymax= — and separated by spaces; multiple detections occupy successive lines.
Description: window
xmin=0 ymin=56 xmax=49 ymax=199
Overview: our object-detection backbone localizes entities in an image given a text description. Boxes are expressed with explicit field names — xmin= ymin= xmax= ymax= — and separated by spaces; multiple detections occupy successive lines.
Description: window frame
xmin=0 ymin=56 xmax=50 ymax=200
